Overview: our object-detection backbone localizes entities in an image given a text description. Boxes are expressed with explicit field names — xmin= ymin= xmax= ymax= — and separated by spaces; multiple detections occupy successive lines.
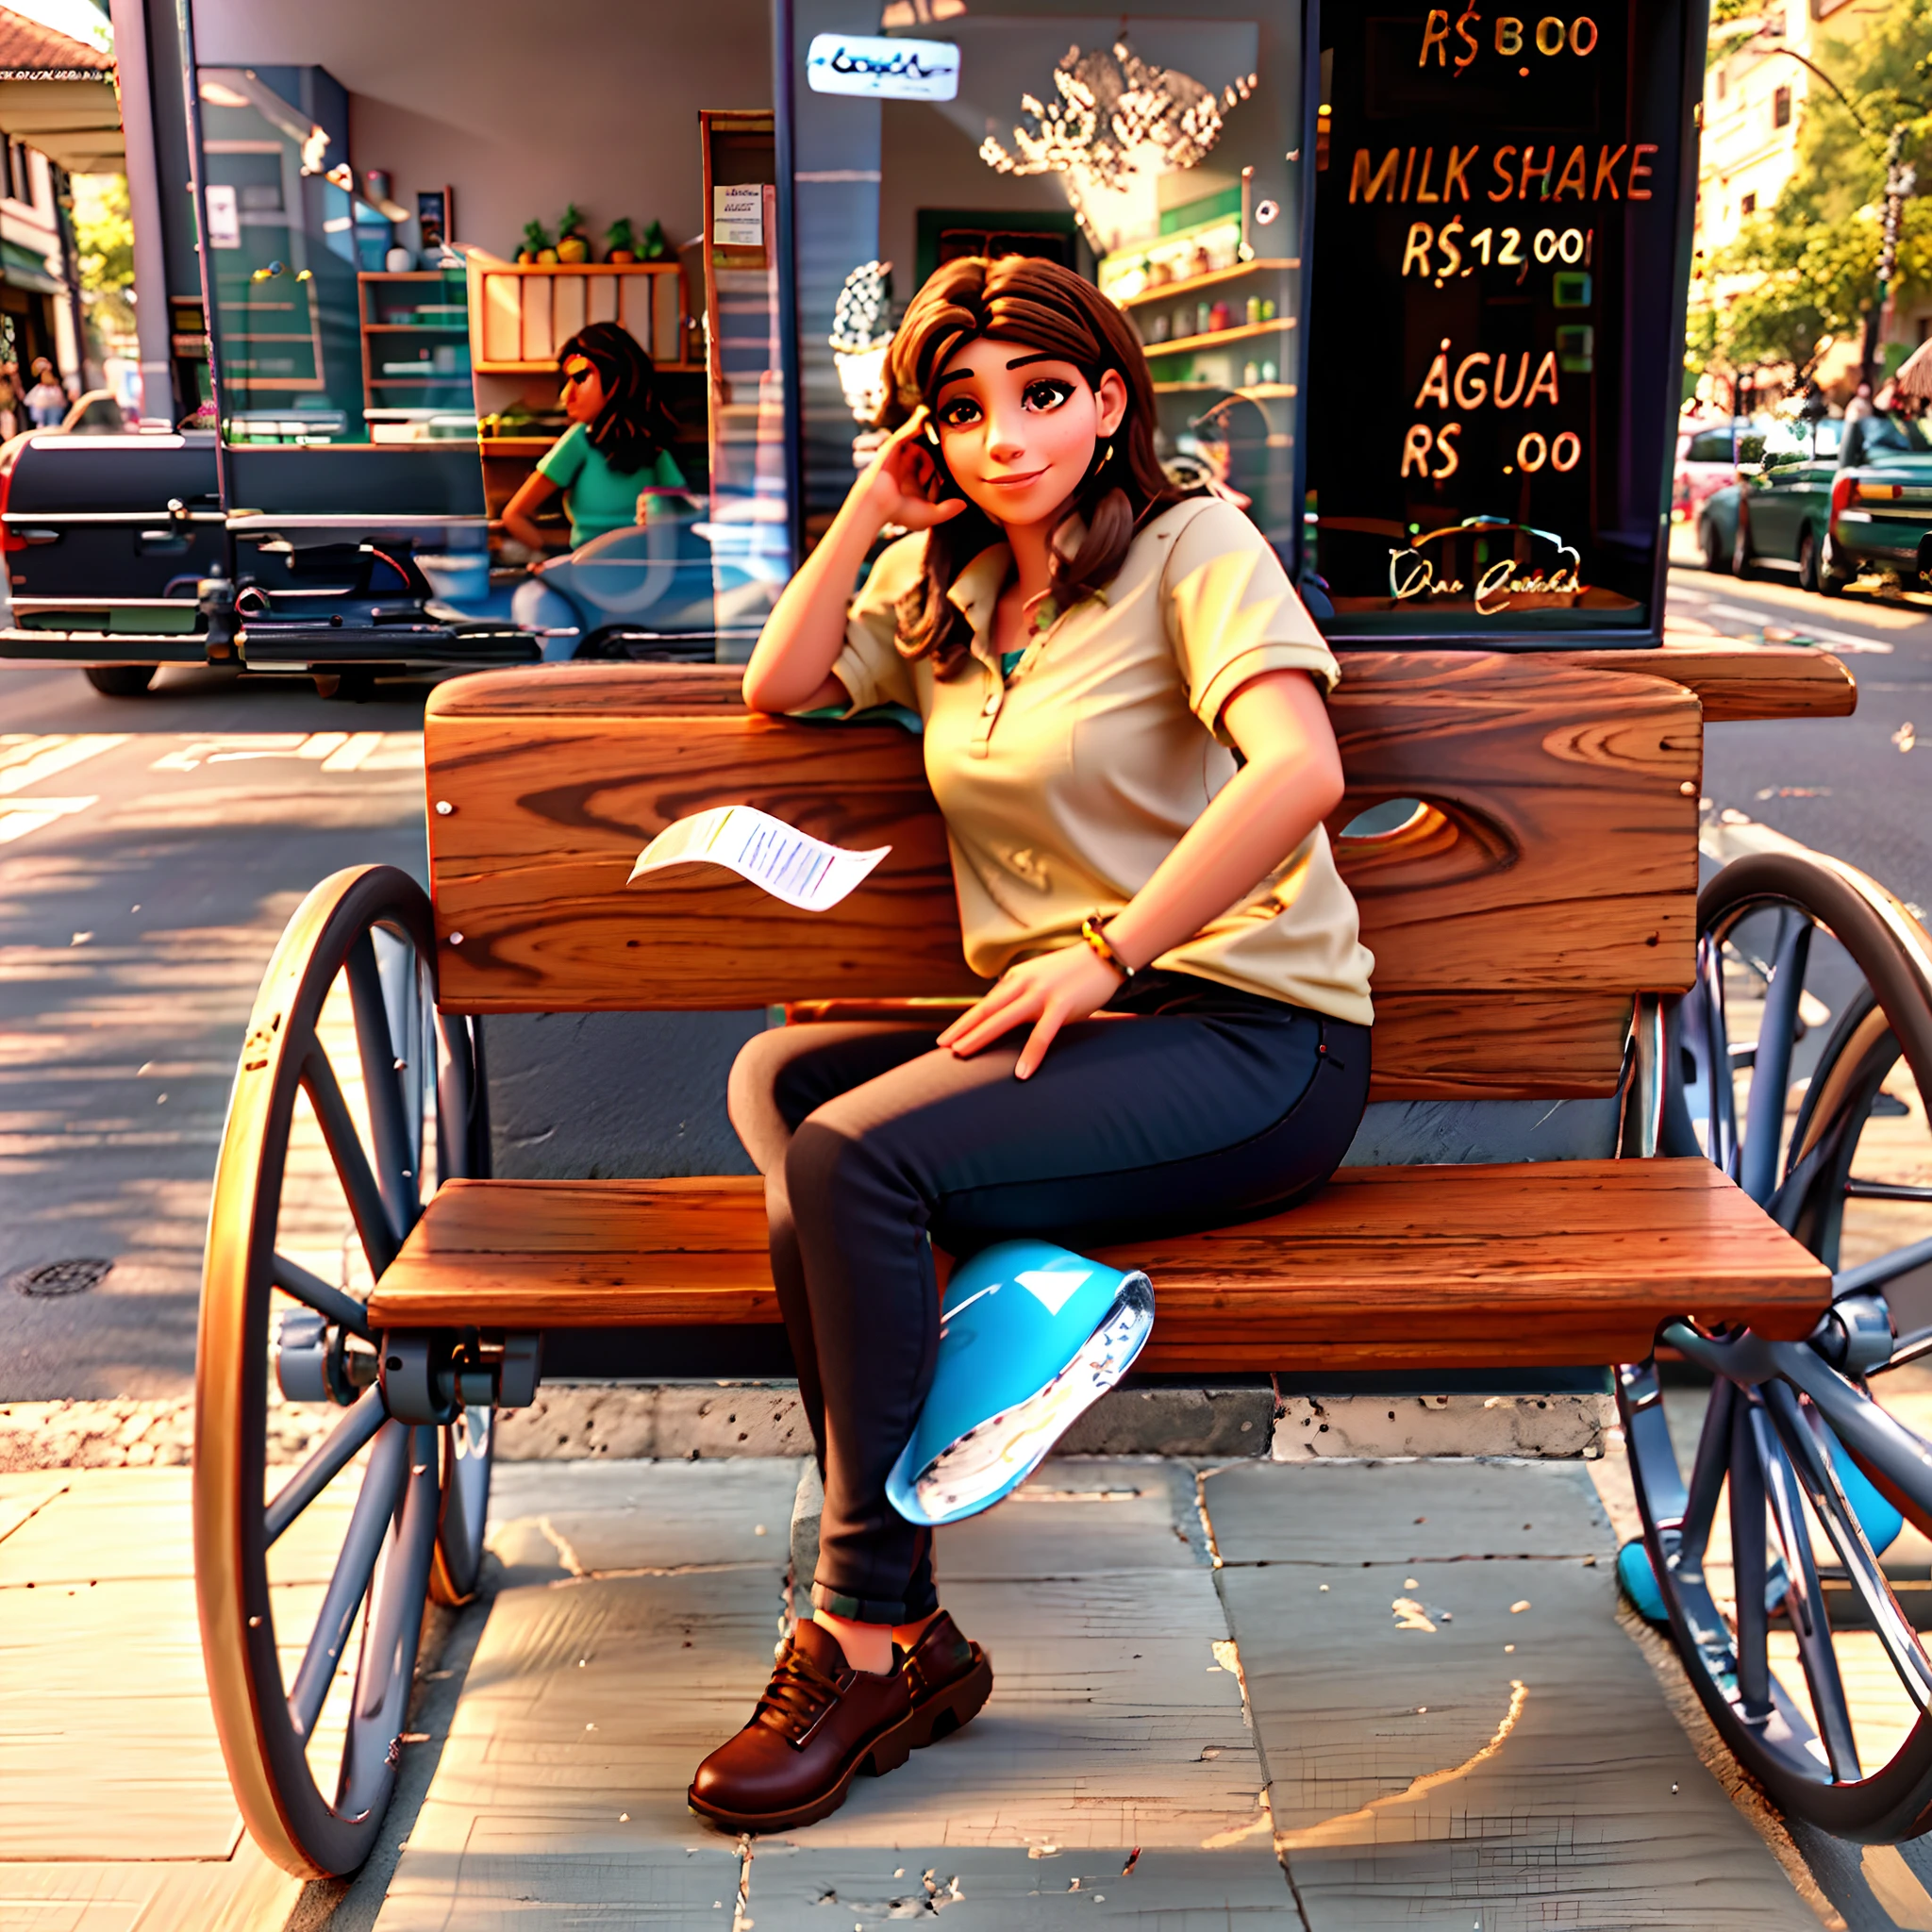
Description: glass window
xmin=1301 ymin=0 xmax=1694 ymax=636
xmin=787 ymin=2 xmax=1307 ymax=565
xmin=196 ymin=67 xmax=422 ymax=448
xmin=1688 ymin=429 xmax=1732 ymax=462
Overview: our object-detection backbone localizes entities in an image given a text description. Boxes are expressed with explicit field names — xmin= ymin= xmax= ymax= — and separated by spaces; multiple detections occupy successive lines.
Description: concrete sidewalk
xmin=3 ymin=1451 xmax=1887 ymax=1930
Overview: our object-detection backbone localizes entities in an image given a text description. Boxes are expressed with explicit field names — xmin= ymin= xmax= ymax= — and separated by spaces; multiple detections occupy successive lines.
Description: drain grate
xmin=9 ymin=1257 xmax=113 ymax=1297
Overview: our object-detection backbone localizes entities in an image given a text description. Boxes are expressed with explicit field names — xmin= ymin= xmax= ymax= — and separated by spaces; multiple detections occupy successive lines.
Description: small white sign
xmin=806 ymin=32 xmax=959 ymax=101
xmin=712 ymin=184 xmax=764 ymax=249
xmin=203 ymin=183 xmax=241 ymax=250
xmin=627 ymin=805 xmax=890 ymax=912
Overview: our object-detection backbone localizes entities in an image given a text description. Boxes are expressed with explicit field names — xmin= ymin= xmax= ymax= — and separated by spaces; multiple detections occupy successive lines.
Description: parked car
xmin=1674 ymin=415 xmax=1759 ymax=525
xmin=1699 ymin=412 xmax=1932 ymax=592
xmin=0 ymin=430 xmax=537 ymax=695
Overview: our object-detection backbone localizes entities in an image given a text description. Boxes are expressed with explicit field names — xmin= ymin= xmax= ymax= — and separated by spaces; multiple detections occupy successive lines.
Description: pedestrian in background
xmin=25 ymin=358 xmax=65 ymax=429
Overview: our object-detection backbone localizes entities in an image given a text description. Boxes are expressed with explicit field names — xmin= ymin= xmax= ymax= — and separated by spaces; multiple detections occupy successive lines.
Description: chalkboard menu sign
xmin=1304 ymin=2 xmax=1697 ymax=636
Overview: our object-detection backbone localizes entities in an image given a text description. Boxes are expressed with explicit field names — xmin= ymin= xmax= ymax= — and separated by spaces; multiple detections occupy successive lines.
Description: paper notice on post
xmin=625 ymin=806 xmax=890 ymax=912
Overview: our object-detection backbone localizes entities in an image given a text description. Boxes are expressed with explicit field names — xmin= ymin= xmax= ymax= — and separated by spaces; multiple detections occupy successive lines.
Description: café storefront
xmin=121 ymin=0 xmax=1703 ymax=656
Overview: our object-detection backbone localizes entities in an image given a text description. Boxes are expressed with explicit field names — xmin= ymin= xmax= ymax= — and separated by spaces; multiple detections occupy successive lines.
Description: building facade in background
xmin=0 ymin=9 xmax=103 ymax=396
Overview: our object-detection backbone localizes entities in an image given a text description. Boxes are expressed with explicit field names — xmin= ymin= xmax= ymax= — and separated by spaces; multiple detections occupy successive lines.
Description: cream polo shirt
xmin=827 ymin=495 xmax=1375 ymax=1026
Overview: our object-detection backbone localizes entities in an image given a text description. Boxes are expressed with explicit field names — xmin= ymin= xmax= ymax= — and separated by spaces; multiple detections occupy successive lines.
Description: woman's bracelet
xmin=1079 ymin=913 xmax=1137 ymax=982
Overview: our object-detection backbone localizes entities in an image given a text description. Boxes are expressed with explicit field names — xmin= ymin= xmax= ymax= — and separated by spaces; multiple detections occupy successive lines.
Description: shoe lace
xmin=755 ymin=1642 xmax=843 ymax=1741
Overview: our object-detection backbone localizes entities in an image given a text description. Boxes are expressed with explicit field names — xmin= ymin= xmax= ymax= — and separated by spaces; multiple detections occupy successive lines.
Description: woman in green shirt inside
xmin=504 ymin=324 xmax=691 ymax=656
xmin=502 ymin=322 xmax=688 ymax=550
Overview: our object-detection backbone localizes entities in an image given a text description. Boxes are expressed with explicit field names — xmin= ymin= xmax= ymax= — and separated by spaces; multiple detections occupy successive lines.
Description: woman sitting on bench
xmin=691 ymin=254 xmax=1374 ymax=1831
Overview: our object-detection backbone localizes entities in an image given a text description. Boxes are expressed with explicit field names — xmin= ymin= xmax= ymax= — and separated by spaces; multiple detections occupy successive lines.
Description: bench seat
xmin=365 ymin=1158 xmax=1830 ymax=1373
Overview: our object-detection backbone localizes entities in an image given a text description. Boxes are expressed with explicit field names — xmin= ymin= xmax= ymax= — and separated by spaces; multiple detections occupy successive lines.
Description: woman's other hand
xmin=855 ymin=408 xmax=968 ymax=533
xmin=937 ymin=943 xmax=1124 ymax=1079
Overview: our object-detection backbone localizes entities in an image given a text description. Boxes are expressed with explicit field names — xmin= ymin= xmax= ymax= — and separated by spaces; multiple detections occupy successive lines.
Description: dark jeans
xmin=726 ymin=972 xmax=1371 ymax=1624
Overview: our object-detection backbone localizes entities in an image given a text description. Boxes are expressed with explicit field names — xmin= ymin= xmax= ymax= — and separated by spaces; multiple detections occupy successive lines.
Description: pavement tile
xmin=1203 ymin=1461 xmax=1821 ymax=1929
xmin=1202 ymin=1457 xmax=1617 ymax=1566
xmin=741 ymin=1843 xmax=1300 ymax=1926
xmin=375 ymin=1459 xmax=1290 ymax=1926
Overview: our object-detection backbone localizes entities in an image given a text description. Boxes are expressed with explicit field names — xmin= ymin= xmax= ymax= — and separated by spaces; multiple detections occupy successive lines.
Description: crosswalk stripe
xmin=0 ymin=796 xmax=97 ymax=843
xmin=0 ymin=735 xmax=128 ymax=793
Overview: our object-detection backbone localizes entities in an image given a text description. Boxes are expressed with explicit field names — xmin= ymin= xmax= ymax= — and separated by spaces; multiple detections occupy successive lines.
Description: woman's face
xmin=560 ymin=355 xmax=607 ymax=425
xmin=930 ymin=338 xmax=1128 ymax=531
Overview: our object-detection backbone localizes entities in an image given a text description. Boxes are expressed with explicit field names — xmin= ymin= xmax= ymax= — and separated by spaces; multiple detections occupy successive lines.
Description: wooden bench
xmin=363 ymin=643 xmax=1849 ymax=1366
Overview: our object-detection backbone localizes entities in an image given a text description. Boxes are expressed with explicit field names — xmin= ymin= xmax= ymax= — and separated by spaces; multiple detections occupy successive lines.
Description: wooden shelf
xmin=1154 ymin=380 xmax=1298 ymax=398
xmin=484 ymin=260 xmax=681 ymax=275
xmin=1144 ymin=317 xmax=1297 ymax=358
xmin=1117 ymin=257 xmax=1297 ymax=308
xmin=472 ymin=258 xmax=691 ymax=373
xmin=472 ymin=358 xmax=704 ymax=376
xmin=360 ymin=268 xmax=468 ymax=416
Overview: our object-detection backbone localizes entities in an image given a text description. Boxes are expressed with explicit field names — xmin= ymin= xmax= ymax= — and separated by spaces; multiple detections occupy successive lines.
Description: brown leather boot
xmin=901 ymin=1609 xmax=993 ymax=1748
xmin=689 ymin=1618 xmax=914 ymax=1832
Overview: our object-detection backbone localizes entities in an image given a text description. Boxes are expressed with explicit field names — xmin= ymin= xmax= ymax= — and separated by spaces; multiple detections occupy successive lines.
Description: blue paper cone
xmin=886 ymin=1239 xmax=1155 ymax=1527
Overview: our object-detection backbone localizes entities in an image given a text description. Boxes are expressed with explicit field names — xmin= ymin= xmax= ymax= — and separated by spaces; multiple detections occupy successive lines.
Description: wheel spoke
xmin=1730 ymin=1392 xmax=1774 ymax=1721
xmin=372 ymin=927 xmax=426 ymax=1172
xmin=271 ymin=1251 xmax=370 ymax=1341
xmin=285 ymin=1420 xmax=409 ymax=1740
xmin=345 ymin=935 xmax=420 ymax=1243
xmin=338 ymin=1425 xmax=441 ymax=1820
xmin=1753 ymin=1399 xmax=1861 ymax=1779
xmin=435 ymin=1011 xmax=476 ymax=1184
xmin=1699 ymin=936 xmax=1740 ymax=1178
xmin=1762 ymin=1377 xmax=1932 ymax=1715
xmin=1675 ymin=1376 xmax=1736 ymax=1578
xmin=302 ymin=1044 xmax=399 ymax=1275
xmin=1740 ymin=914 xmax=1812 ymax=1206
xmin=1838 ymin=1232 xmax=1932 ymax=1299
xmin=266 ymin=1392 xmax=387 ymax=1548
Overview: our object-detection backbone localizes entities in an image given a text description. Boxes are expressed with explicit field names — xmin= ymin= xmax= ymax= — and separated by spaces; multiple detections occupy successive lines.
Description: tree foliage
xmin=1705 ymin=0 xmax=1931 ymax=376
xmin=71 ymin=173 xmax=134 ymax=341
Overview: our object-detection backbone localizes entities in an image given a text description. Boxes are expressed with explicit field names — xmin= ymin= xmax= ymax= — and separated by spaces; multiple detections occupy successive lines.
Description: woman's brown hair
xmin=876 ymin=254 xmax=1184 ymax=670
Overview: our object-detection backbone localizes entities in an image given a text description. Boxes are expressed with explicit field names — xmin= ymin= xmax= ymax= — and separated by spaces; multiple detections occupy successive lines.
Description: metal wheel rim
xmin=1621 ymin=852 xmax=1932 ymax=1839
xmin=194 ymin=865 xmax=482 ymax=1876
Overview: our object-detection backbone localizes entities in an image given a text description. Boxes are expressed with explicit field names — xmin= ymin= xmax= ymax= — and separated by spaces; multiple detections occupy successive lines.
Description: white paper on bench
xmin=625 ymin=805 xmax=891 ymax=911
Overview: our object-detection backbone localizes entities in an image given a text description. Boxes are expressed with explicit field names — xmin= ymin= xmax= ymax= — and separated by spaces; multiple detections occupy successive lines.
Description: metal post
xmin=106 ymin=0 xmax=177 ymax=422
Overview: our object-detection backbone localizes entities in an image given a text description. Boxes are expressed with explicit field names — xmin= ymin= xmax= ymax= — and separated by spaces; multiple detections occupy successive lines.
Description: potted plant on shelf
xmin=557 ymin=205 xmax=591 ymax=264
xmin=641 ymin=218 xmax=670 ymax=262
xmin=518 ymin=219 xmax=554 ymax=265
xmin=605 ymin=217 xmax=638 ymax=264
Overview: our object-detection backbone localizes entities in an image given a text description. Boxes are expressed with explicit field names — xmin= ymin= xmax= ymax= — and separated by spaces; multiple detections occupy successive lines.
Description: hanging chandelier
xmin=979 ymin=42 xmax=1257 ymax=249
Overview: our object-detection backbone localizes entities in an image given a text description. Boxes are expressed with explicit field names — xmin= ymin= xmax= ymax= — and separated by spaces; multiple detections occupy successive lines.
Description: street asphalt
xmin=0 ymin=664 xmax=432 ymax=1397
xmin=0 ymin=558 xmax=1927 ymax=1401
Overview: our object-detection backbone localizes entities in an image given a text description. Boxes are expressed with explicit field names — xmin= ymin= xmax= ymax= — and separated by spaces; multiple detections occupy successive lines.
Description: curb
xmin=1 ymin=1382 xmax=1612 ymax=1472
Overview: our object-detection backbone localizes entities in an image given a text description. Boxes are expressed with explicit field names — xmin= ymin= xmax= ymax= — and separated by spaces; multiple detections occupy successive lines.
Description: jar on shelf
xmin=1147 ymin=311 xmax=1171 ymax=343
xmin=1246 ymin=296 xmax=1262 ymax=326
xmin=1243 ymin=361 xmax=1260 ymax=387
xmin=1195 ymin=301 xmax=1212 ymax=337
xmin=1261 ymin=358 xmax=1278 ymax=382
xmin=1208 ymin=301 xmax=1233 ymax=333
xmin=1259 ymin=298 xmax=1277 ymax=323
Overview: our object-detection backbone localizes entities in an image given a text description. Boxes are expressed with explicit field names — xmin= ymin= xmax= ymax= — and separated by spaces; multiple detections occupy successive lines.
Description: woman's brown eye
xmin=939 ymin=399 xmax=979 ymax=427
xmin=1023 ymin=380 xmax=1073 ymax=411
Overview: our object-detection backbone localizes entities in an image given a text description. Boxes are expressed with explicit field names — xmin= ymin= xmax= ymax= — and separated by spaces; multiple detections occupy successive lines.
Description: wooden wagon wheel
xmin=194 ymin=865 xmax=491 ymax=1877
xmin=1620 ymin=847 xmax=1932 ymax=1840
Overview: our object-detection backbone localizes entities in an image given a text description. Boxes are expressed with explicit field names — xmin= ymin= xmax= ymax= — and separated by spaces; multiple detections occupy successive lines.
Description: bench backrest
xmin=423 ymin=654 xmax=1704 ymax=1104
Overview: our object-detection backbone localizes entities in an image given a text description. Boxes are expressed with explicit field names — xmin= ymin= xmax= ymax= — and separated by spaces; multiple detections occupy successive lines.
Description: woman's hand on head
xmin=855 ymin=408 xmax=968 ymax=533
xmin=936 ymin=942 xmax=1124 ymax=1079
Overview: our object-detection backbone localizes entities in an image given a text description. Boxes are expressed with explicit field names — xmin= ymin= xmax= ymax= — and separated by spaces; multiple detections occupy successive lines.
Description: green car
xmin=1699 ymin=411 xmax=1932 ymax=592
